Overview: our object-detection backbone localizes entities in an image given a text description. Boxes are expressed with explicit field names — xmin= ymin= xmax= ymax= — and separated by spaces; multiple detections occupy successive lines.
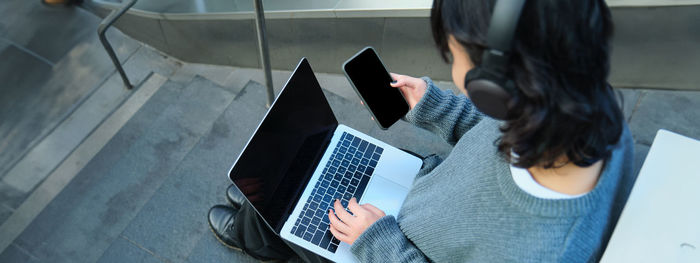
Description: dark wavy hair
xmin=431 ymin=0 xmax=624 ymax=168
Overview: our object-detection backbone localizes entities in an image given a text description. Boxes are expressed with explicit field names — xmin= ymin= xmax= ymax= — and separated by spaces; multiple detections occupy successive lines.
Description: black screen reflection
xmin=229 ymin=59 xmax=337 ymax=232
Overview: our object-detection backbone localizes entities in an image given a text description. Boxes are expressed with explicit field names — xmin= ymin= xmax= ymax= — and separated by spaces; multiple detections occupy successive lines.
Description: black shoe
xmin=226 ymin=185 xmax=247 ymax=209
xmin=208 ymin=205 xmax=243 ymax=251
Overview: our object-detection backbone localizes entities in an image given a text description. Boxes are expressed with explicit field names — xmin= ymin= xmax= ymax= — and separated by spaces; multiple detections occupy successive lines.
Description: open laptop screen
xmin=229 ymin=58 xmax=338 ymax=232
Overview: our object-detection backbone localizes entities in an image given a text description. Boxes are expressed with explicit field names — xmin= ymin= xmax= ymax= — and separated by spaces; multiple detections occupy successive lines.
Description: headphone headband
xmin=487 ymin=0 xmax=527 ymax=56
xmin=465 ymin=0 xmax=526 ymax=120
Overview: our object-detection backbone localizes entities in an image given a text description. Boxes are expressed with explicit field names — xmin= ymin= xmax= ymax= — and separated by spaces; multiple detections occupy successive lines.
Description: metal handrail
xmin=253 ymin=0 xmax=274 ymax=107
xmin=98 ymin=0 xmax=138 ymax=90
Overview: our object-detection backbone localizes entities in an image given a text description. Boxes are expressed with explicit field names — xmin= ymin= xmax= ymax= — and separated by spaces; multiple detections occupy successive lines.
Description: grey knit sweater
xmin=350 ymin=78 xmax=635 ymax=262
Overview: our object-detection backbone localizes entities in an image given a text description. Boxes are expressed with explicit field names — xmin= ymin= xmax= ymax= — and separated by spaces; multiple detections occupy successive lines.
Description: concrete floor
xmin=1 ymin=1 xmax=699 ymax=263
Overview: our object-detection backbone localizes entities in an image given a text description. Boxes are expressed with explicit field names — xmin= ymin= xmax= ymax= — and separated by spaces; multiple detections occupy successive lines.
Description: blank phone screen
xmin=343 ymin=48 xmax=409 ymax=129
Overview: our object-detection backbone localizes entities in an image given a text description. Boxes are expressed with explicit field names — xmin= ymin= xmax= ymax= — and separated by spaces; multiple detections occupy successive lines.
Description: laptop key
xmin=295 ymin=225 xmax=307 ymax=237
xmin=354 ymin=176 xmax=371 ymax=199
xmin=347 ymin=185 xmax=356 ymax=194
xmin=312 ymin=230 xmax=325 ymax=245
xmin=372 ymin=153 xmax=381 ymax=161
xmin=304 ymin=232 xmax=314 ymax=241
xmin=321 ymin=200 xmax=331 ymax=210
xmin=363 ymin=149 xmax=373 ymax=158
xmin=360 ymin=158 xmax=369 ymax=166
xmin=337 ymin=185 xmax=347 ymax=195
xmin=376 ymin=147 xmax=384 ymax=154
xmin=324 ymin=172 xmax=333 ymax=180
xmin=320 ymin=230 xmax=333 ymax=248
xmin=309 ymin=221 xmax=319 ymax=231
xmin=328 ymin=243 xmax=338 ymax=253
xmin=322 ymin=194 xmax=332 ymax=203
xmin=350 ymin=178 xmax=359 ymax=186
xmin=359 ymin=141 xmax=368 ymax=152
xmin=351 ymin=158 xmax=360 ymax=166
xmin=366 ymin=145 xmax=376 ymax=156
xmin=354 ymin=152 xmax=363 ymax=159
xmin=314 ymin=210 xmax=325 ymax=218
xmin=341 ymin=178 xmax=350 ymax=186
xmin=342 ymin=140 xmax=350 ymax=147
xmin=369 ymin=160 xmax=378 ymax=168
xmin=365 ymin=167 xmax=375 ymax=176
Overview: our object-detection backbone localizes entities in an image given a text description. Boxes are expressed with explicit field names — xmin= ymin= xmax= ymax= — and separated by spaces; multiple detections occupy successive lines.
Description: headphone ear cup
xmin=464 ymin=67 xmax=482 ymax=95
xmin=464 ymin=68 xmax=512 ymax=120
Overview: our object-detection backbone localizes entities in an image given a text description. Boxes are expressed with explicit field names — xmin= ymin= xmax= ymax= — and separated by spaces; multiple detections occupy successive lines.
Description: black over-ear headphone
xmin=464 ymin=0 xmax=526 ymax=120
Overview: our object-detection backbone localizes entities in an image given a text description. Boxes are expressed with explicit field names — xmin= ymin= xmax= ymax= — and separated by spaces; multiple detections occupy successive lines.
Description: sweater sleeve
xmin=350 ymin=216 xmax=429 ymax=262
xmin=404 ymin=77 xmax=483 ymax=145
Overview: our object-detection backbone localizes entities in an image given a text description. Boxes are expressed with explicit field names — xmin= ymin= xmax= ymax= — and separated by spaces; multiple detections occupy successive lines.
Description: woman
xmin=209 ymin=0 xmax=635 ymax=261
xmin=326 ymin=0 xmax=634 ymax=262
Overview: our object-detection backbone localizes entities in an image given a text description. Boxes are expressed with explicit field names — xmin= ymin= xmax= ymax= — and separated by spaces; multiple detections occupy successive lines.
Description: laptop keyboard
xmin=290 ymin=132 xmax=383 ymax=253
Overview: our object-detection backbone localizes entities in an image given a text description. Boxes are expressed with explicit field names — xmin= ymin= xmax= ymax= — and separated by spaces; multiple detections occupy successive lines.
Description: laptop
xmin=228 ymin=58 xmax=422 ymax=262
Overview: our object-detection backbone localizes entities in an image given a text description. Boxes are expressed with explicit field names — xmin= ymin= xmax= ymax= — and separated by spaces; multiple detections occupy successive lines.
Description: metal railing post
xmin=253 ymin=0 xmax=275 ymax=107
xmin=98 ymin=0 xmax=138 ymax=90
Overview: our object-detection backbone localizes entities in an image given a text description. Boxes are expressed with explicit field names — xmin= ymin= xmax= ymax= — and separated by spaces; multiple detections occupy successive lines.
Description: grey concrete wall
xmin=92 ymin=5 xmax=700 ymax=90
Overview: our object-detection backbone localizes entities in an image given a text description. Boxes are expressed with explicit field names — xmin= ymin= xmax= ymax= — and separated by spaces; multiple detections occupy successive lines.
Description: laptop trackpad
xmin=359 ymin=176 xmax=410 ymax=217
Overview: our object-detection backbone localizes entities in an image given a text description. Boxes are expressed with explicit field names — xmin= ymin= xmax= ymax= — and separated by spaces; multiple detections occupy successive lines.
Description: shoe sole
xmin=207 ymin=222 xmax=284 ymax=263
xmin=207 ymin=221 xmax=244 ymax=253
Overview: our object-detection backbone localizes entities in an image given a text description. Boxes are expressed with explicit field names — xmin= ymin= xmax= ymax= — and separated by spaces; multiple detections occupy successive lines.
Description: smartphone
xmin=342 ymin=47 xmax=409 ymax=129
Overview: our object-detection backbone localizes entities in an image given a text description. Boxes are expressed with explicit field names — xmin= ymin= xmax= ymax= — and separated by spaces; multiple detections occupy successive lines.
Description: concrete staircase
xmin=0 ymin=53 xmax=455 ymax=262
xmin=2 ymin=1 xmax=700 ymax=262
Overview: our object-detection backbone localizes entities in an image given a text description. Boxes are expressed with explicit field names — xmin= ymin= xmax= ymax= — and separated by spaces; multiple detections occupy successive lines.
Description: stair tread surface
xmin=106 ymin=81 xmax=269 ymax=262
xmin=7 ymin=77 xmax=235 ymax=262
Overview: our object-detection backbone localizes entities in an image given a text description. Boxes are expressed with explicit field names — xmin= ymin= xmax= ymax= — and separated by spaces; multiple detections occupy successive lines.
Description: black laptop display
xmin=229 ymin=59 xmax=337 ymax=232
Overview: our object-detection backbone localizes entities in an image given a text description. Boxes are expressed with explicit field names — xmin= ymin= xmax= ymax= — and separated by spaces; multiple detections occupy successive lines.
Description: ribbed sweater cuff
xmin=350 ymin=215 xmax=427 ymax=262
xmin=404 ymin=77 xmax=449 ymax=126
xmin=351 ymin=216 xmax=400 ymax=254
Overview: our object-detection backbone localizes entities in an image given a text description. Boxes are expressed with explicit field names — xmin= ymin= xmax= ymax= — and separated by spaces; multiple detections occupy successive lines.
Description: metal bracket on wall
xmin=98 ymin=0 xmax=138 ymax=90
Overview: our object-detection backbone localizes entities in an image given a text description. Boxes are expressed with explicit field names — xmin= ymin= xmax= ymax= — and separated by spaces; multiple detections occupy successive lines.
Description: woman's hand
xmin=327 ymin=197 xmax=386 ymax=245
xmin=390 ymin=73 xmax=427 ymax=110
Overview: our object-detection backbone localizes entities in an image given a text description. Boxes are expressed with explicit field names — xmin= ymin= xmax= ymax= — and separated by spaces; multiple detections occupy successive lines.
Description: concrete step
xmin=0 ymin=26 xmax=141 ymax=180
xmin=0 ymin=73 xmax=169 ymax=261
xmin=0 ymin=76 xmax=236 ymax=262
xmin=0 ymin=31 xmax=181 ymax=226
xmin=100 ymin=80 xmax=270 ymax=263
